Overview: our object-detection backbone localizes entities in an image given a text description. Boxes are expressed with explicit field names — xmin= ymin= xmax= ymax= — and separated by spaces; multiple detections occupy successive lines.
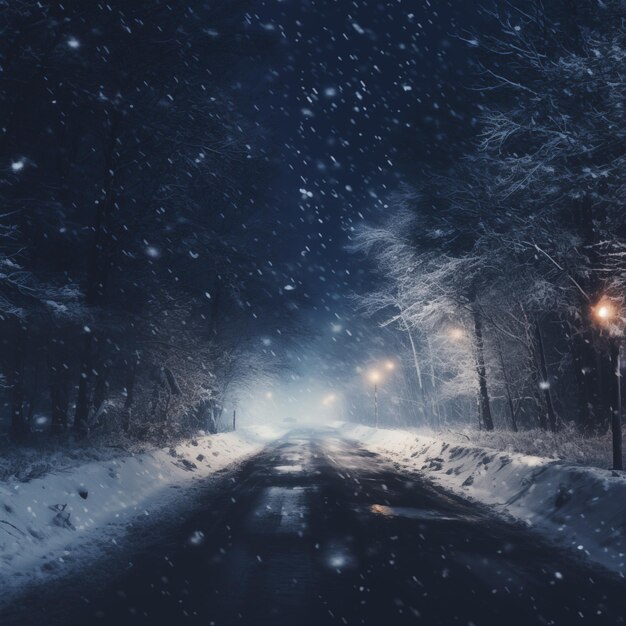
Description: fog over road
xmin=5 ymin=429 xmax=625 ymax=626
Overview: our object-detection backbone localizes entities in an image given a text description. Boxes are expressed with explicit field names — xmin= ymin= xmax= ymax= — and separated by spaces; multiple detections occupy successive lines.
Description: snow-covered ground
xmin=341 ymin=423 xmax=626 ymax=577
xmin=0 ymin=425 xmax=282 ymax=601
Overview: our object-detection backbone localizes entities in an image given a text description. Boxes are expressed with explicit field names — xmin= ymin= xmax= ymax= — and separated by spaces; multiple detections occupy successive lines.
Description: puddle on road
xmin=368 ymin=504 xmax=457 ymax=521
xmin=275 ymin=464 xmax=304 ymax=473
xmin=322 ymin=540 xmax=357 ymax=571
xmin=283 ymin=438 xmax=309 ymax=446
xmin=247 ymin=487 xmax=309 ymax=536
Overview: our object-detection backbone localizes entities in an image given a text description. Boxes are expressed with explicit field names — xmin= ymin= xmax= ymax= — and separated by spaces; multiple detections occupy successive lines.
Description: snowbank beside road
xmin=341 ymin=423 xmax=626 ymax=577
xmin=0 ymin=425 xmax=281 ymax=597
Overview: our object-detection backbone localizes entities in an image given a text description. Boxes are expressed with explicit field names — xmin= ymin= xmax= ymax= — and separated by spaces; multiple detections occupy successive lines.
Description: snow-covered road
xmin=3 ymin=428 xmax=624 ymax=625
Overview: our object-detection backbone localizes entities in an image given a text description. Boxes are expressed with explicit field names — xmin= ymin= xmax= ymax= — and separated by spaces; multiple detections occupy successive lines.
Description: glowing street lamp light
xmin=368 ymin=369 xmax=381 ymax=384
xmin=384 ymin=360 xmax=395 ymax=371
xmin=594 ymin=301 xmax=615 ymax=323
xmin=449 ymin=327 xmax=465 ymax=341
xmin=322 ymin=393 xmax=336 ymax=407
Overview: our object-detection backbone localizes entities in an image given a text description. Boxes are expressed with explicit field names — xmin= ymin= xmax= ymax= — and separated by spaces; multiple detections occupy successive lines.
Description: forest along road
xmin=4 ymin=428 xmax=625 ymax=626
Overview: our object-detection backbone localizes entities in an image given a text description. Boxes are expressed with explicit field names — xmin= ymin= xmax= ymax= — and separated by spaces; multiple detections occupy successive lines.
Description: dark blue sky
xmin=241 ymin=0 xmax=484 ymax=376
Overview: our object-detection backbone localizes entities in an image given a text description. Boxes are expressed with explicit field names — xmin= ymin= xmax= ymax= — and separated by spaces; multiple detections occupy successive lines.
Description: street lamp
xmin=365 ymin=363 xmax=399 ymax=428
xmin=618 ymin=344 xmax=623 ymax=466
xmin=449 ymin=327 xmax=465 ymax=341
xmin=592 ymin=298 xmax=623 ymax=471
xmin=368 ymin=370 xmax=381 ymax=384
xmin=594 ymin=301 xmax=615 ymax=323
xmin=322 ymin=393 xmax=336 ymax=406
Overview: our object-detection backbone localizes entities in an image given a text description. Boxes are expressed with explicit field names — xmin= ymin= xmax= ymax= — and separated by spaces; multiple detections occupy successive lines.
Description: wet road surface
xmin=4 ymin=429 xmax=626 ymax=625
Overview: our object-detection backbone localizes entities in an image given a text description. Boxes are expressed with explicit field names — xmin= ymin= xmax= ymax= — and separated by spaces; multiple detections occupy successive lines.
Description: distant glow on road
xmin=237 ymin=379 xmax=346 ymax=427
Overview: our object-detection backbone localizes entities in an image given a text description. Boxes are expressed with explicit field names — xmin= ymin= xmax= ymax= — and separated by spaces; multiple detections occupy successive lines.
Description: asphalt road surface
xmin=3 ymin=429 xmax=625 ymax=625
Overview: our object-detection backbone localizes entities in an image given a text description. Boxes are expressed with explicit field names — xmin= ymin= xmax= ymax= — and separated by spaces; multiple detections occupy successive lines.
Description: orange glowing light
xmin=593 ymin=300 xmax=616 ymax=323
xmin=449 ymin=327 xmax=464 ymax=340
xmin=368 ymin=370 xmax=381 ymax=384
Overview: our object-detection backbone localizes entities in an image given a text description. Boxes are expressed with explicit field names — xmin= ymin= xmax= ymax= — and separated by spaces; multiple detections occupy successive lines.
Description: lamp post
xmin=365 ymin=362 xmax=397 ymax=429
xmin=593 ymin=299 xmax=623 ymax=471
xmin=617 ymin=344 xmax=623 ymax=471
xmin=610 ymin=342 xmax=624 ymax=471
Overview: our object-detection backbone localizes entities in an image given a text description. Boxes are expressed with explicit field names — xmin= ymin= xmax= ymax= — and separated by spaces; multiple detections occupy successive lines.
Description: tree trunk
xmin=401 ymin=313 xmax=428 ymax=425
xmin=610 ymin=343 xmax=623 ymax=471
xmin=9 ymin=323 xmax=28 ymax=440
xmin=495 ymin=340 xmax=518 ymax=432
xmin=535 ymin=321 xmax=558 ymax=432
xmin=122 ymin=361 xmax=137 ymax=432
xmin=598 ymin=346 xmax=616 ymax=432
xmin=570 ymin=326 xmax=601 ymax=432
xmin=527 ymin=348 xmax=547 ymax=430
xmin=27 ymin=358 xmax=40 ymax=425
xmin=74 ymin=117 xmax=119 ymax=433
xmin=574 ymin=194 xmax=605 ymax=431
xmin=74 ymin=331 xmax=93 ymax=433
xmin=91 ymin=359 xmax=111 ymax=427
xmin=204 ymin=399 xmax=219 ymax=434
xmin=426 ymin=336 xmax=441 ymax=428
xmin=50 ymin=348 xmax=70 ymax=434
xmin=472 ymin=304 xmax=494 ymax=431
xmin=50 ymin=377 xmax=69 ymax=433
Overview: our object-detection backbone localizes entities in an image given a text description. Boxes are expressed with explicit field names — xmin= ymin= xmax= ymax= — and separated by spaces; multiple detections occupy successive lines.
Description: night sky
xmin=240 ymin=1 xmax=484 ymax=379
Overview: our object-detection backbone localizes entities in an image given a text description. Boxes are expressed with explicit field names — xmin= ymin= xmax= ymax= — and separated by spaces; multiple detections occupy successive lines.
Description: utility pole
xmin=232 ymin=409 xmax=236 ymax=432
xmin=613 ymin=343 xmax=623 ymax=470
